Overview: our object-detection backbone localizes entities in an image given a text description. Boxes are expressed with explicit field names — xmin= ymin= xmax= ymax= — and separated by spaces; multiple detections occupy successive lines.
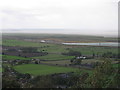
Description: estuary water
xmin=62 ymin=42 xmax=119 ymax=47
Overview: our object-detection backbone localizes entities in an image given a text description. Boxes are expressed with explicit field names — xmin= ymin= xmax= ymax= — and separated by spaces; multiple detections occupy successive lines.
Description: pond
xmin=62 ymin=42 xmax=119 ymax=47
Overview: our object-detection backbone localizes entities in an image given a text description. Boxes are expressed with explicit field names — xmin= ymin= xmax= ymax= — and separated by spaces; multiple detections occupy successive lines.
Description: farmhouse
xmin=40 ymin=40 xmax=46 ymax=43
xmin=31 ymin=59 xmax=41 ymax=64
xmin=76 ymin=56 xmax=86 ymax=59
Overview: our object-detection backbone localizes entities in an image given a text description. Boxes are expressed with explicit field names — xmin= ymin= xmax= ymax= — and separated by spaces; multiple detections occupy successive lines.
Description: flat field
xmin=3 ymin=39 xmax=118 ymax=55
xmin=2 ymin=55 xmax=30 ymax=60
xmin=69 ymin=46 xmax=118 ymax=55
xmin=13 ymin=64 xmax=79 ymax=76
xmin=2 ymin=39 xmax=53 ymax=47
xmin=2 ymin=33 xmax=118 ymax=42
xmin=40 ymin=60 xmax=71 ymax=65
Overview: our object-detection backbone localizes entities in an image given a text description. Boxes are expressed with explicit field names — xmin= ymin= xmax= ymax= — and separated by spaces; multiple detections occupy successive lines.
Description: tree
xmin=2 ymin=77 xmax=20 ymax=88
xmin=35 ymin=61 xmax=38 ymax=64
xmin=74 ymin=59 xmax=82 ymax=65
xmin=83 ymin=58 xmax=114 ymax=88
xmin=74 ymin=58 xmax=117 ymax=88
xmin=92 ymin=53 xmax=95 ymax=58
xmin=74 ymin=72 xmax=89 ymax=88
xmin=30 ymin=76 xmax=54 ymax=88
xmin=62 ymin=50 xmax=82 ymax=57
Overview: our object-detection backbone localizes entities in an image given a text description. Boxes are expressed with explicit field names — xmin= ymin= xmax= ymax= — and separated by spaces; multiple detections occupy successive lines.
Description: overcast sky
xmin=0 ymin=0 xmax=119 ymax=36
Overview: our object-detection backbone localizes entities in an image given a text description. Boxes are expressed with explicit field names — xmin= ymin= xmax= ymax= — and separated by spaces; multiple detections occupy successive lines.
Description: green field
xmin=40 ymin=59 xmax=102 ymax=65
xmin=2 ymin=33 xmax=118 ymax=42
xmin=40 ymin=60 xmax=71 ymax=65
xmin=0 ymin=68 xmax=2 ymax=72
xmin=2 ymin=39 xmax=54 ymax=47
xmin=32 ymin=54 xmax=75 ymax=60
xmin=2 ymin=39 xmax=118 ymax=62
xmin=2 ymin=34 xmax=119 ymax=88
xmin=3 ymin=39 xmax=118 ymax=56
xmin=69 ymin=46 xmax=118 ymax=55
xmin=112 ymin=63 xmax=119 ymax=68
xmin=2 ymin=54 xmax=74 ymax=61
xmin=13 ymin=64 xmax=79 ymax=76
xmin=2 ymin=55 xmax=30 ymax=60
xmin=38 ymin=45 xmax=67 ymax=54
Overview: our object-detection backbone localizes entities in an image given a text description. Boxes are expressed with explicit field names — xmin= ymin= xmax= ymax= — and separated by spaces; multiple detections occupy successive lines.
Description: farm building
xmin=76 ymin=56 xmax=86 ymax=59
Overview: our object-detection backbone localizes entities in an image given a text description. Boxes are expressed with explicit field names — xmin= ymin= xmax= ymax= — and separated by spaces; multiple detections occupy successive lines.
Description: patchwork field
xmin=13 ymin=64 xmax=79 ymax=76
xmin=3 ymin=39 xmax=118 ymax=55
xmin=2 ymin=33 xmax=118 ymax=42
xmin=2 ymin=37 xmax=118 ymax=63
xmin=2 ymin=34 xmax=119 ymax=76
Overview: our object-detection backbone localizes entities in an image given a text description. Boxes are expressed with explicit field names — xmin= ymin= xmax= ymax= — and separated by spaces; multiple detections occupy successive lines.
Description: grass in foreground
xmin=13 ymin=64 xmax=78 ymax=76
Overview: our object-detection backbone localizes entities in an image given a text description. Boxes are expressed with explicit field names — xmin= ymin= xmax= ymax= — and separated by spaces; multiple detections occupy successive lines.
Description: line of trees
xmin=62 ymin=50 xmax=82 ymax=57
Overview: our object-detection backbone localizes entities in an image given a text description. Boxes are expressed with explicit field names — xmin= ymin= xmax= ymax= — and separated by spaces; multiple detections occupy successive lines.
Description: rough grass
xmin=13 ymin=64 xmax=78 ymax=76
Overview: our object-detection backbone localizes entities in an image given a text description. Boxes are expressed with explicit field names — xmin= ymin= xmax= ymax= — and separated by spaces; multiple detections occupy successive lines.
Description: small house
xmin=76 ymin=56 xmax=86 ymax=59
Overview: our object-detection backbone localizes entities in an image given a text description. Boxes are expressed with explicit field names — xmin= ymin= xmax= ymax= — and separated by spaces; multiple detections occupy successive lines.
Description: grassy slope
xmin=13 ymin=64 xmax=78 ymax=76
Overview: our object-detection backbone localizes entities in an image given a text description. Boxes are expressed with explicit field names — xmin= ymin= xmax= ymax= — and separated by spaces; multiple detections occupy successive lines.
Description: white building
xmin=40 ymin=40 xmax=45 ymax=43
xmin=76 ymin=56 xmax=86 ymax=59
